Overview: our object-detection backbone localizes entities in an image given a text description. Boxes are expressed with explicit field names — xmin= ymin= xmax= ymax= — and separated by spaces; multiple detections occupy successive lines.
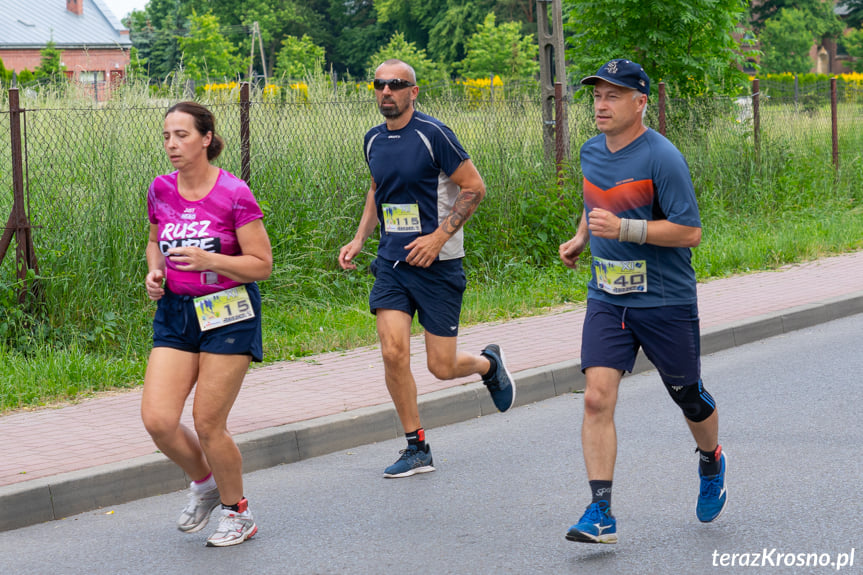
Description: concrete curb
xmin=3 ymin=290 xmax=862 ymax=532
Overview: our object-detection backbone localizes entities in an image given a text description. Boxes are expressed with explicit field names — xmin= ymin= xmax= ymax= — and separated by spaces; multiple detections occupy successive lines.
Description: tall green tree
xmin=0 ymin=58 xmax=13 ymax=85
xmin=177 ymin=11 xmax=243 ymax=81
xmin=274 ymin=35 xmax=326 ymax=79
xmin=754 ymin=0 xmax=844 ymax=75
xmin=456 ymin=12 xmax=538 ymax=80
xmin=127 ymin=46 xmax=149 ymax=79
xmin=367 ymin=32 xmax=449 ymax=84
xmin=35 ymin=40 xmax=66 ymax=84
xmin=840 ymin=27 xmax=863 ymax=72
xmin=843 ymin=0 xmax=863 ymax=29
xmin=373 ymin=0 xmax=446 ymax=48
xmin=144 ymin=0 xmax=194 ymax=29
xmin=759 ymin=8 xmax=816 ymax=74
xmin=563 ymin=0 xmax=750 ymax=96
xmin=374 ymin=0 xmax=537 ymax=68
xmin=426 ymin=2 xmax=497 ymax=64
xmin=188 ymin=0 xmax=327 ymax=77
xmin=752 ymin=0 xmax=844 ymax=36
xmin=327 ymin=0 xmax=388 ymax=77
xmin=127 ymin=2 xmax=186 ymax=80
xmin=148 ymin=28 xmax=184 ymax=80
xmin=496 ymin=0 xmax=535 ymax=24
xmin=125 ymin=0 xmax=541 ymax=82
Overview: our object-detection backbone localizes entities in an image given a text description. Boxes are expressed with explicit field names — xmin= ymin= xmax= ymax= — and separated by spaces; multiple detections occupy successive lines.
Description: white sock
xmin=190 ymin=473 xmax=217 ymax=494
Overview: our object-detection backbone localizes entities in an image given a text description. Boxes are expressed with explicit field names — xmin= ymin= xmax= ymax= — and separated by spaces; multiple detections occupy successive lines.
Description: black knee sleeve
xmin=664 ymin=379 xmax=716 ymax=422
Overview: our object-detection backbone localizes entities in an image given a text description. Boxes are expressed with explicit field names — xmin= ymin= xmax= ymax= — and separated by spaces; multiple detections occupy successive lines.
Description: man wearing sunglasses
xmin=339 ymin=59 xmax=516 ymax=478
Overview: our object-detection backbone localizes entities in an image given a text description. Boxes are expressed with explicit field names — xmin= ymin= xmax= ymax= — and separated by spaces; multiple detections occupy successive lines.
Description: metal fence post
xmin=831 ymin=77 xmax=839 ymax=172
xmin=753 ymin=78 xmax=760 ymax=156
xmin=1 ymin=88 xmax=39 ymax=303
xmin=794 ymin=74 xmax=799 ymax=108
xmin=537 ymin=0 xmax=568 ymax=163
xmin=554 ymin=82 xmax=566 ymax=184
xmin=658 ymin=82 xmax=666 ymax=136
xmin=240 ymin=82 xmax=251 ymax=184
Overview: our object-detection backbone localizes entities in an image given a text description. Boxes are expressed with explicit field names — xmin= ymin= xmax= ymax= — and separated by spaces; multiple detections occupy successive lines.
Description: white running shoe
xmin=177 ymin=484 xmax=220 ymax=533
xmin=206 ymin=499 xmax=258 ymax=547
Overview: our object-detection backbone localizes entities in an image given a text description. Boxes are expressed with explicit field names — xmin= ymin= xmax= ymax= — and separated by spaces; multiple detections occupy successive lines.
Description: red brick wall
xmin=1 ymin=48 xmax=129 ymax=76
xmin=1 ymin=48 xmax=130 ymax=99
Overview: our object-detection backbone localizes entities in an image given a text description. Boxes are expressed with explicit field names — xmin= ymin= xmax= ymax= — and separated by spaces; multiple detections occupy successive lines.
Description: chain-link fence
xmin=0 ymin=112 xmax=11 ymax=221
xmin=1 ymin=79 xmax=861 ymax=330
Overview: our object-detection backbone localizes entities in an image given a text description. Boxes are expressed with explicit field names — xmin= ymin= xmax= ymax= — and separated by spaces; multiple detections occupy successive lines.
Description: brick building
xmin=0 ymin=0 xmax=132 ymax=97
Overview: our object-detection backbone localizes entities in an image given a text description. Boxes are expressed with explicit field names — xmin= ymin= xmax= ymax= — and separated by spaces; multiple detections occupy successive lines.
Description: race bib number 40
xmin=194 ymin=285 xmax=255 ymax=331
xmin=382 ymin=203 xmax=421 ymax=233
xmin=593 ymin=257 xmax=648 ymax=295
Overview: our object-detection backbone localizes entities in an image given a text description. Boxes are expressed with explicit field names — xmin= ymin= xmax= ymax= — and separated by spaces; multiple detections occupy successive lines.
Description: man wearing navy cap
xmin=559 ymin=59 xmax=726 ymax=544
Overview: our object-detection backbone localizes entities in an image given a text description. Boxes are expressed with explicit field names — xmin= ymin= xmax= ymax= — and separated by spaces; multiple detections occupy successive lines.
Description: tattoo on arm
xmin=442 ymin=190 xmax=481 ymax=235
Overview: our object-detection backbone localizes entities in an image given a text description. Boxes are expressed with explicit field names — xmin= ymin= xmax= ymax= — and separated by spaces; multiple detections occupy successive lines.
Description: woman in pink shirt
xmin=142 ymin=102 xmax=272 ymax=547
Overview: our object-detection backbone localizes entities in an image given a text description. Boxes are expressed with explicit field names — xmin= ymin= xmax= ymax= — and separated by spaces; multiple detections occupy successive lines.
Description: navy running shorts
xmin=369 ymin=257 xmax=466 ymax=337
xmin=581 ymin=298 xmax=701 ymax=386
xmin=152 ymin=282 xmax=263 ymax=362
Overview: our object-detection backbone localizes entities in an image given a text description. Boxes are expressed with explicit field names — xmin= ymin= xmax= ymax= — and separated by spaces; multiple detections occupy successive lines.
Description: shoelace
xmin=213 ymin=511 xmax=247 ymax=534
xmin=483 ymin=368 xmax=502 ymax=390
xmin=397 ymin=446 xmax=421 ymax=460
xmin=701 ymin=474 xmax=723 ymax=498
xmin=583 ymin=503 xmax=608 ymax=523
xmin=184 ymin=486 xmax=217 ymax=510
xmin=183 ymin=492 xmax=205 ymax=514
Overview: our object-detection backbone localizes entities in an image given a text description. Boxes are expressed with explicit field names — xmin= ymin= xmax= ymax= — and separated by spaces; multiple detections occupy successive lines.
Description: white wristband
xmin=619 ymin=218 xmax=647 ymax=244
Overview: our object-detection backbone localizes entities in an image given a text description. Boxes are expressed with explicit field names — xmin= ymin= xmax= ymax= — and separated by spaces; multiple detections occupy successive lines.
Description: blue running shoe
xmin=697 ymin=449 xmax=727 ymax=522
xmin=566 ymin=501 xmax=617 ymax=544
xmin=481 ymin=344 xmax=516 ymax=412
xmin=383 ymin=444 xmax=435 ymax=478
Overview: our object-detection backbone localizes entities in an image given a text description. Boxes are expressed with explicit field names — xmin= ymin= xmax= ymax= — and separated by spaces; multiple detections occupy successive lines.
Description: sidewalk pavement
xmin=3 ymin=251 xmax=863 ymax=532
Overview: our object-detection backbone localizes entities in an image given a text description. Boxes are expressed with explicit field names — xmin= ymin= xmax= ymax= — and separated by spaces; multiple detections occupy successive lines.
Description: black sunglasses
xmin=373 ymin=78 xmax=415 ymax=91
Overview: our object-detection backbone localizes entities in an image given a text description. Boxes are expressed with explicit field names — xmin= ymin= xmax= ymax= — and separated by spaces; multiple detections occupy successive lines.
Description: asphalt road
xmin=2 ymin=315 xmax=862 ymax=575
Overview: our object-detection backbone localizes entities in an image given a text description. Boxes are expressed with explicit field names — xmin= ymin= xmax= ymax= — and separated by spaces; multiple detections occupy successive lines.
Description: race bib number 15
xmin=593 ymin=257 xmax=648 ymax=295
xmin=194 ymin=285 xmax=255 ymax=331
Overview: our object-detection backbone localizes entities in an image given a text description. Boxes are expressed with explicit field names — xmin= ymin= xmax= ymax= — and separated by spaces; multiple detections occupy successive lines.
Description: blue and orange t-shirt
xmin=580 ymin=128 xmax=701 ymax=307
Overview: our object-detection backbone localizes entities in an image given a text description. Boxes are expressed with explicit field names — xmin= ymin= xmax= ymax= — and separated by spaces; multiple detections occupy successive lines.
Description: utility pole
xmin=537 ymin=0 xmax=568 ymax=163
xmin=247 ymin=22 xmax=268 ymax=84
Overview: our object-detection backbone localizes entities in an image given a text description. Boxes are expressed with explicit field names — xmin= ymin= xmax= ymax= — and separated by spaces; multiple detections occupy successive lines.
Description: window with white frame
xmin=78 ymin=71 xmax=106 ymax=83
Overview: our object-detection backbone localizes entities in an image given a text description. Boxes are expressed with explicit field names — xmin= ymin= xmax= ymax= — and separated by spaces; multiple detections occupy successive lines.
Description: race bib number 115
xmin=593 ymin=257 xmax=648 ymax=295
xmin=382 ymin=203 xmax=421 ymax=233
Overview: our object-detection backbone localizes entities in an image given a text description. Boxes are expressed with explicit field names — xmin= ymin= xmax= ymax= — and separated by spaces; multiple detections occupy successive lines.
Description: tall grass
xmin=0 ymin=78 xmax=860 ymax=411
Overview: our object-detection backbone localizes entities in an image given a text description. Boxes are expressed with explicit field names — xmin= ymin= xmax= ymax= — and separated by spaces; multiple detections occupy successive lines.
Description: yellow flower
xmin=290 ymin=82 xmax=309 ymax=102
xmin=458 ymin=76 xmax=505 ymax=107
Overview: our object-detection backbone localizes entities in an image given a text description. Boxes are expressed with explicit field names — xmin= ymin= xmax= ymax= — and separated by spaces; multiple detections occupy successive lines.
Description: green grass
xmin=0 ymin=81 xmax=861 ymax=412
xmin=0 ymin=345 xmax=143 ymax=409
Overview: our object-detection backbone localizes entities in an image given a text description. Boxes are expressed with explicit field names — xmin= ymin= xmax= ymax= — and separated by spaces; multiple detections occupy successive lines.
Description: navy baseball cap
xmin=581 ymin=59 xmax=650 ymax=96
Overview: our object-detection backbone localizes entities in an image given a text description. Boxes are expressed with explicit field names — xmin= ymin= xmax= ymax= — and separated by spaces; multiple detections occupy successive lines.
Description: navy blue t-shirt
xmin=364 ymin=110 xmax=470 ymax=262
xmin=580 ymin=128 xmax=701 ymax=307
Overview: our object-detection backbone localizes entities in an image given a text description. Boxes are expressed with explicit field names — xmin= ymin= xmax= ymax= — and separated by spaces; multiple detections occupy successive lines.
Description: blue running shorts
xmin=369 ymin=257 xmax=466 ymax=337
xmin=581 ymin=298 xmax=701 ymax=386
xmin=152 ymin=282 xmax=263 ymax=362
